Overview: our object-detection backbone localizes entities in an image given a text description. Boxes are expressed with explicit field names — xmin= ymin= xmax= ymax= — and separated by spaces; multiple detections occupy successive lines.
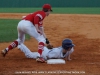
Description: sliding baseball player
xmin=18 ymin=38 xmax=75 ymax=62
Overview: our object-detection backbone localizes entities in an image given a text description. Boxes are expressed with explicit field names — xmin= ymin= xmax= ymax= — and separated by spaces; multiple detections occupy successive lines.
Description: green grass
xmin=0 ymin=7 xmax=100 ymax=42
xmin=0 ymin=19 xmax=30 ymax=42
xmin=0 ymin=7 xmax=100 ymax=14
xmin=53 ymin=7 xmax=100 ymax=14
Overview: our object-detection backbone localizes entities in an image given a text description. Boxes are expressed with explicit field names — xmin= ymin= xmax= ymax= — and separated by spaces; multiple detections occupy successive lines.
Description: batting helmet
xmin=62 ymin=38 xmax=75 ymax=50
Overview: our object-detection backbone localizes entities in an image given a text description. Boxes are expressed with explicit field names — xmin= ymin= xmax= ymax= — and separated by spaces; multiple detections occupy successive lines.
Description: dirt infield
xmin=0 ymin=13 xmax=100 ymax=75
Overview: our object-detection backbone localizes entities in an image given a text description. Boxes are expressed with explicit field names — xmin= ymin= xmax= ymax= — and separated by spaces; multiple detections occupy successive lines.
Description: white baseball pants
xmin=16 ymin=20 xmax=46 ymax=44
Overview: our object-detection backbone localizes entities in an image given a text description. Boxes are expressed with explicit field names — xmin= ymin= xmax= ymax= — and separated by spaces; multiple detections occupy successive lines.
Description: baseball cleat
xmin=1 ymin=49 xmax=8 ymax=57
xmin=36 ymin=57 xmax=45 ymax=63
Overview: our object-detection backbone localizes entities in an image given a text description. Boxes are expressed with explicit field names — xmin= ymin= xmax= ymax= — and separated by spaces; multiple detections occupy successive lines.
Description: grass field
xmin=0 ymin=19 xmax=30 ymax=42
xmin=0 ymin=7 xmax=100 ymax=14
xmin=0 ymin=7 xmax=100 ymax=42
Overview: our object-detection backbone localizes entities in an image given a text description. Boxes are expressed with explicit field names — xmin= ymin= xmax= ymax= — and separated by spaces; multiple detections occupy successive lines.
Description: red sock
xmin=8 ymin=41 xmax=18 ymax=51
xmin=38 ymin=42 xmax=44 ymax=57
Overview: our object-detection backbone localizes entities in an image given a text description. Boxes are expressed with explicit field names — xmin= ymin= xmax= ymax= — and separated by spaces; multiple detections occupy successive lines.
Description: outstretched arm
xmin=65 ymin=48 xmax=74 ymax=61
xmin=64 ymin=54 xmax=72 ymax=61
xmin=67 ymin=54 xmax=72 ymax=61
xmin=39 ymin=26 xmax=46 ymax=38
xmin=40 ymin=26 xmax=52 ymax=46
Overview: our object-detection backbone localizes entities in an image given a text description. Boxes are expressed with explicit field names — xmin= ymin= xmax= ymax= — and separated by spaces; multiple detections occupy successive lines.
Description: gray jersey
xmin=42 ymin=46 xmax=74 ymax=60
xmin=18 ymin=44 xmax=74 ymax=60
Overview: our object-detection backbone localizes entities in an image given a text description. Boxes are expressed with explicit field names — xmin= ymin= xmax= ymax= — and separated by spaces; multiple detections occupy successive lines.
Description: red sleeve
xmin=39 ymin=21 xmax=43 ymax=27
xmin=34 ymin=16 xmax=40 ymax=25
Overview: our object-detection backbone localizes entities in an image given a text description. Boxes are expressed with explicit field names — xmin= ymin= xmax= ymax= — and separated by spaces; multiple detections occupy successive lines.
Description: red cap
xmin=42 ymin=4 xmax=52 ymax=11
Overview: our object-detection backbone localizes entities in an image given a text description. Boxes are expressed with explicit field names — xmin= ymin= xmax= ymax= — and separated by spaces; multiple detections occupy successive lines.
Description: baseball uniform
xmin=18 ymin=44 xmax=74 ymax=60
xmin=1 ymin=4 xmax=53 ymax=63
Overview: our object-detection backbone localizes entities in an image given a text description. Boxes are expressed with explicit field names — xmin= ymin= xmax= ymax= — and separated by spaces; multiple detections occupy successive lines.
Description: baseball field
xmin=0 ymin=8 xmax=100 ymax=75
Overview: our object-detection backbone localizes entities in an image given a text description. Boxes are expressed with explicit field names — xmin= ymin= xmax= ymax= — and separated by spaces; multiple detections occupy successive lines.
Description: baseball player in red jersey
xmin=1 ymin=4 xmax=52 ymax=63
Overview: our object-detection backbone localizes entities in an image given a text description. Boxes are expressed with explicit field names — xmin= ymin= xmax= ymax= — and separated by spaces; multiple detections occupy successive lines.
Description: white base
xmin=47 ymin=59 xmax=66 ymax=64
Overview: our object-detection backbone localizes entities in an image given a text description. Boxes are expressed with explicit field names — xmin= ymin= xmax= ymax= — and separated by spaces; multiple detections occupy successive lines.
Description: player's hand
xmin=67 ymin=58 xmax=72 ymax=61
xmin=37 ymin=30 xmax=43 ymax=35
xmin=46 ymin=44 xmax=53 ymax=49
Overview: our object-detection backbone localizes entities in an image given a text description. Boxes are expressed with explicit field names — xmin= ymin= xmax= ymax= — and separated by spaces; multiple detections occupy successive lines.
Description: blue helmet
xmin=62 ymin=38 xmax=75 ymax=50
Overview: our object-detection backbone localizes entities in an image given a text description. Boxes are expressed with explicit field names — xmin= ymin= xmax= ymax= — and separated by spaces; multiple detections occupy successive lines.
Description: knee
xmin=26 ymin=54 xmax=31 ymax=58
xmin=37 ymin=37 xmax=46 ymax=44
xmin=40 ymin=39 xmax=46 ymax=44
xmin=16 ymin=39 xmax=23 ymax=45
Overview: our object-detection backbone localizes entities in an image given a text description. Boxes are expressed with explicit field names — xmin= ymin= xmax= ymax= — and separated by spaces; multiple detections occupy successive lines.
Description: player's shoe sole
xmin=1 ymin=49 xmax=8 ymax=57
xmin=36 ymin=57 xmax=45 ymax=63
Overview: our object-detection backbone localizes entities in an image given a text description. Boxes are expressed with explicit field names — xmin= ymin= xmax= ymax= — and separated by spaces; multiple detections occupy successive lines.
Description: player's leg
xmin=6 ymin=30 xmax=25 ymax=51
xmin=19 ymin=44 xmax=51 ymax=60
xmin=27 ymin=29 xmax=45 ymax=56
xmin=1 ymin=20 xmax=25 ymax=57
xmin=18 ymin=44 xmax=38 ymax=59
xmin=22 ymin=20 xmax=46 ymax=62
xmin=41 ymin=47 xmax=50 ymax=60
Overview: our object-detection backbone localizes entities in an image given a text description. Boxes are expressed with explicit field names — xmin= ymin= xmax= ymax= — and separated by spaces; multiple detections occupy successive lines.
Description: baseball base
xmin=47 ymin=59 xmax=66 ymax=64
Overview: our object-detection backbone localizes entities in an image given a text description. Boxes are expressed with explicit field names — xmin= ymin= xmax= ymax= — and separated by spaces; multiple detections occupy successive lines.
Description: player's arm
xmin=39 ymin=26 xmax=46 ymax=38
xmin=66 ymin=54 xmax=72 ymax=61
xmin=34 ymin=14 xmax=51 ymax=45
xmin=39 ymin=26 xmax=51 ymax=45
xmin=35 ymin=24 xmax=43 ymax=35
xmin=34 ymin=16 xmax=43 ymax=34
xmin=64 ymin=54 xmax=71 ymax=61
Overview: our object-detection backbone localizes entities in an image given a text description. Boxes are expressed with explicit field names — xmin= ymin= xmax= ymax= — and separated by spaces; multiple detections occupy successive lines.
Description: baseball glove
xmin=46 ymin=44 xmax=53 ymax=49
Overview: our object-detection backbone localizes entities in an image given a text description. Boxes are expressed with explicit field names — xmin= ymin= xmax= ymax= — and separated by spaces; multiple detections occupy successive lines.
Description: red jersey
xmin=23 ymin=11 xmax=46 ymax=27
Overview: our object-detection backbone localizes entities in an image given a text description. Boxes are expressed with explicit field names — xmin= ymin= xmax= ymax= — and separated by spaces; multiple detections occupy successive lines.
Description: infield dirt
xmin=0 ymin=13 xmax=100 ymax=75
